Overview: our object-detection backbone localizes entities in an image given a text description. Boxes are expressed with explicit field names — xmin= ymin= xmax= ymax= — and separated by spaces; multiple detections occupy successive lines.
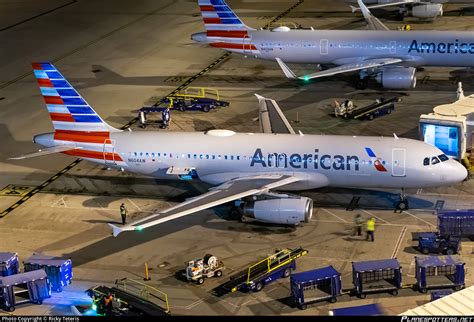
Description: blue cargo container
xmin=0 ymin=269 xmax=51 ymax=312
xmin=352 ymin=259 xmax=402 ymax=298
xmin=415 ymin=255 xmax=465 ymax=293
xmin=0 ymin=253 xmax=19 ymax=277
xmin=430 ymin=289 xmax=453 ymax=301
xmin=23 ymin=255 xmax=72 ymax=292
xmin=290 ymin=265 xmax=341 ymax=310
xmin=329 ymin=303 xmax=384 ymax=316
xmin=437 ymin=209 xmax=474 ymax=239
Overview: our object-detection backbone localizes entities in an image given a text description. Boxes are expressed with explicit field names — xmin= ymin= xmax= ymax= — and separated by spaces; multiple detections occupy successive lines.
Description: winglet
xmin=108 ymin=223 xmax=135 ymax=237
xmin=275 ymin=58 xmax=298 ymax=80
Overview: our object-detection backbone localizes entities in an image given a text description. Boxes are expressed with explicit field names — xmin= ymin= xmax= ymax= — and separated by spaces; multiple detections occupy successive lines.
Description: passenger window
xmin=423 ymin=157 xmax=430 ymax=166
xmin=194 ymin=154 xmax=197 ymax=159
xmin=225 ymin=155 xmax=228 ymax=160
xmin=206 ymin=155 xmax=209 ymax=159
xmin=231 ymin=155 xmax=234 ymax=160
xmin=236 ymin=156 xmax=240 ymax=161
xmin=212 ymin=155 xmax=216 ymax=160
xmin=199 ymin=154 xmax=203 ymax=159
xmin=438 ymin=154 xmax=449 ymax=162
xmin=431 ymin=157 xmax=440 ymax=165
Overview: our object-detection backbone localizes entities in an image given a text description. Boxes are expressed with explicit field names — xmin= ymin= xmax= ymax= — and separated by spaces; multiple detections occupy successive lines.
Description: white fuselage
xmin=237 ymin=29 xmax=474 ymax=66
xmin=35 ymin=130 xmax=467 ymax=191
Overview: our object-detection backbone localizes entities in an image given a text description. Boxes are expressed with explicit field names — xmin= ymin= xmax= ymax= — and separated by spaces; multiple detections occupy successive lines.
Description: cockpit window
xmin=423 ymin=157 xmax=430 ymax=166
xmin=431 ymin=156 xmax=440 ymax=165
xmin=438 ymin=154 xmax=449 ymax=162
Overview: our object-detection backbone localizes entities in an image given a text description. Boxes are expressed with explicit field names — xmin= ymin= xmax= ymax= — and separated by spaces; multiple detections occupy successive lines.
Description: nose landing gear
xmin=396 ymin=190 xmax=409 ymax=211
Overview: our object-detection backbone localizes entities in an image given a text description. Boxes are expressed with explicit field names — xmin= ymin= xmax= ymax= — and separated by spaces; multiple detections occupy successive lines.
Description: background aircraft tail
xmin=198 ymin=0 xmax=255 ymax=32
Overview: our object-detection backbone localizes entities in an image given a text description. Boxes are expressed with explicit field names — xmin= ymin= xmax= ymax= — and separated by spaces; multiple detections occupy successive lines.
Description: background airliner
xmin=191 ymin=0 xmax=474 ymax=89
xmin=13 ymin=63 xmax=467 ymax=237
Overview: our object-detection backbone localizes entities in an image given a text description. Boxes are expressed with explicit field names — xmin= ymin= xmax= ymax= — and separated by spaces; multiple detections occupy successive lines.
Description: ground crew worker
xmin=353 ymin=214 xmax=363 ymax=236
xmin=103 ymin=292 xmax=113 ymax=313
xmin=120 ymin=203 xmax=128 ymax=225
xmin=366 ymin=217 xmax=376 ymax=242
xmin=402 ymin=24 xmax=411 ymax=31
xmin=162 ymin=107 xmax=170 ymax=129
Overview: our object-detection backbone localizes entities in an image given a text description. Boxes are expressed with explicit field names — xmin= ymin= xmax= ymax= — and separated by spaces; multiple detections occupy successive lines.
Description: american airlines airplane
xmin=191 ymin=0 xmax=474 ymax=89
xmin=13 ymin=63 xmax=467 ymax=236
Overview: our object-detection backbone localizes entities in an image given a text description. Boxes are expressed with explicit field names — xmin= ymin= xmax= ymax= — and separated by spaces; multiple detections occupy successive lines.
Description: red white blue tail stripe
xmin=33 ymin=62 xmax=124 ymax=165
xmin=198 ymin=0 xmax=259 ymax=53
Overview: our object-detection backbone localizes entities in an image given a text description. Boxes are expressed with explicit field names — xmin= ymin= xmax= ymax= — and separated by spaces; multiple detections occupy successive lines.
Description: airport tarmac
xmin=0 ymin=0 xmax=473 ymax=316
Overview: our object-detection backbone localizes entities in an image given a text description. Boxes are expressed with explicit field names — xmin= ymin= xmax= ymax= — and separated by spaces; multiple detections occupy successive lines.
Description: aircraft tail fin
xmin=31 ymin=63 xmax=124 ymax=163
xmin=198 ymin=0 xmax=255 ymax=31
xmin=32 ymin=62 xmax=121 ymax=134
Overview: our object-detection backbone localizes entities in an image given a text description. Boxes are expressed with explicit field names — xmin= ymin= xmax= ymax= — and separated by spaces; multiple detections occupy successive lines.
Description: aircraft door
xmin=391 ymin=148 xmax=406 ymax=177
xmin=320 ymin=39 xmax=328 ymax=55
xmin=243 ymin=36 xmax=253 ymax=54
xmin=390 ymin=41 xmax=396 ymax=54
xmin=103 ymin=138 xmax=117 ymax=166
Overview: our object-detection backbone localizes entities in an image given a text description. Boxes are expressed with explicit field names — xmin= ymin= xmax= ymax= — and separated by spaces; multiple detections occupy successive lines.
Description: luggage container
xmin=437 ymin=210 xmax=474 ymax=239
xmin=415 ymin=255 xmax=465 ymax=293
xmin=290 ymin=265 xmax=341 ymax=310
xmin=0 ymin=253 xmax=19 ymax=277
xmin=0 ymin=269 xmax=51 ymax=312
xmin=329 ymin=303 xmax=384 ymax=316
xmin=23 ymin=255 xmax=72 ymax=292
xmin=352 ymin=259 xmax=402 ymax=299
xmin=430 ymin=289 xmax=453 ymax=301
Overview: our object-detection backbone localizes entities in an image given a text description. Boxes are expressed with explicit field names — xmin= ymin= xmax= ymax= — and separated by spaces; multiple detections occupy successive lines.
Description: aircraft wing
xmin=353 ymin=0 xmax=390 ymax=31
xmin=255 ymin=94 xmax=296 ymax=135
xmin=109 ymin=174 xmax=301 ymax=237
xmin=276 ymin=57 xmax=403 ymax=81
xmin=9 ymin=145 xmax=81 ymax=160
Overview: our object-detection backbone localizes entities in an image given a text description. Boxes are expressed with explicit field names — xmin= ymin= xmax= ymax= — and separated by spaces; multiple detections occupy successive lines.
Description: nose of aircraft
xmin=444 ymin=159 xmax=468 ymax=183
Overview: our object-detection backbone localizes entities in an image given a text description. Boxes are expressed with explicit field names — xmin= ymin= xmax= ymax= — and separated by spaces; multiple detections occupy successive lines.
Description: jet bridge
xmin=419 ymin=83 xmax=474 ymax=166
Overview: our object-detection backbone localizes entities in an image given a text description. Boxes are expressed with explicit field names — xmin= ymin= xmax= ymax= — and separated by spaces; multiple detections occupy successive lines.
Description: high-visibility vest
xmin=367 ymin=219 xmax=375 ymax=232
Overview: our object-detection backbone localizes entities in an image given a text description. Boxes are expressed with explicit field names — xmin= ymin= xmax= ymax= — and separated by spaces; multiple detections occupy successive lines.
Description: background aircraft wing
xmin=255 ymin=94 xmax=296 ymax=134
xmin=109 ymin=174 xmax=301 ymax=237
xmin=276 ymin=57 xmax=403 ymax=80
xmin=351 ymin=1 xmax=431 ymax=12
xmin=354 ymin=0 xmax=390 ymax=30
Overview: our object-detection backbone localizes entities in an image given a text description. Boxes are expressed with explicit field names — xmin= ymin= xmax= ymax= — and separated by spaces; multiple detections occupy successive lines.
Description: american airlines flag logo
xmin=365 ymin=147 xmax=387 ymax=172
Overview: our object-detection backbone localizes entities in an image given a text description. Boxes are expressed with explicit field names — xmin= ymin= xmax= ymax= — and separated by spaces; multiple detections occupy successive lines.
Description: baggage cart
xmin=430 ymin=289 xmax=453 ymax=301
xmin=24 ymin=254 xmax=73 ymax=292
xmin=352 ymin=258 xmax=402 ymax=298
xmin=437 ymin=209 xmax=474 ymax=239
xmin=290 ymin=265 xmax=341 ymax=310
xmin=415 ymin=255 xmax=465 ymax=293
xmin=334 ymin=97 xmax=400 ymax=121
xmin=329 ymin=303 xmax=384 ymax=316
xmin=0 ymin=253 xmax=19 ymax=277
xmin=0 ymin=269 xmax=51 ymax=312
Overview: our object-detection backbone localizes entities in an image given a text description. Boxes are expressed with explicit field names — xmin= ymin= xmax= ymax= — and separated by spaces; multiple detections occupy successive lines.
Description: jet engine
xmin=376 ymin=67 xmax=417 ymax=89
xmin=242 ymin=197 xmax=313 ymax=225
xmin=411 ymin=4 xmax=443 ymax=18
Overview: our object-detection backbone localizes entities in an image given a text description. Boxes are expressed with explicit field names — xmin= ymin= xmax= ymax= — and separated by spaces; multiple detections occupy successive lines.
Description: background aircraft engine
xmin=377 ymin=67 xmax=417 ymax=89
xmin=411 ymin=4 xmax=443 ymax=18
xmin=243 ymin=197 xmax=313 ymax=225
